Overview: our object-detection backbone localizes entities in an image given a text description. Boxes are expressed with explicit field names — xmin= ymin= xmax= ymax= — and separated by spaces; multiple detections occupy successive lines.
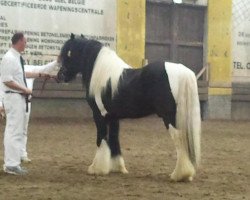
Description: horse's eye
xmin=67 ymin=50 xmax=71 ymax=57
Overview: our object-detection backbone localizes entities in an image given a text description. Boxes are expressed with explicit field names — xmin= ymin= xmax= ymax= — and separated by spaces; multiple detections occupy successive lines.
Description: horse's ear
xmin=70 ymin=33 xmax=75 ymax=40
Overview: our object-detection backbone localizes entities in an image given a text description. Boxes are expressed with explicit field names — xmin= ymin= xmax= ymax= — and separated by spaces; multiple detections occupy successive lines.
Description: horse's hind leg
xmin=109 ymin=119 xmax=128 ymax=174
xmin=88 ymin=112 xmax=111 ymax=175
xmin=163 ymin=118 xmax=195 ymax=182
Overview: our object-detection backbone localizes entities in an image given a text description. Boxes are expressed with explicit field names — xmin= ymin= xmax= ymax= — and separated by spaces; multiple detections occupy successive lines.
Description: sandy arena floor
xmin=0 ymin=116 xmax=249 ymax=200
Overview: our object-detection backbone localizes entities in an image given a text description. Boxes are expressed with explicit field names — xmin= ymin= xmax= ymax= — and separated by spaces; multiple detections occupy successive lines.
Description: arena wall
xmin=116 ymin=0 xmax=146 ymax=68
xmin=1 ymin=0 xmax=249 ymax=120
xmin=32 ymin=0 xmax=146 ymax=119
xmin=31 ymin=0 xmax=250 ymax=120
xmin=204 ymin=0 xmax=233 ymax=119
xmin=205 ymin=0 xmax=250 ymax=120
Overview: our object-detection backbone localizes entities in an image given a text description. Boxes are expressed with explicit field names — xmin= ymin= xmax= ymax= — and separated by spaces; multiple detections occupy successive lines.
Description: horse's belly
xmin=107 ymin=99 xmax=154 ymax=119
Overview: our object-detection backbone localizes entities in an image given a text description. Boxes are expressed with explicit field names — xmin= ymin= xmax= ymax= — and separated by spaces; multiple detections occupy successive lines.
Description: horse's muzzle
xmin=56 ymin=71 xmax=65 ymax=82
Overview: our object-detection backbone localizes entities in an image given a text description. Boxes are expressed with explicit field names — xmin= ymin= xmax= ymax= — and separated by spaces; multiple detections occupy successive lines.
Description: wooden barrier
xmin=33 ymin=64 xmax=209 ymax=102
xmin=232 ymin=82 xmax=250 ymax=102
xmin=32 ymin=76 xmax=85 ymax=99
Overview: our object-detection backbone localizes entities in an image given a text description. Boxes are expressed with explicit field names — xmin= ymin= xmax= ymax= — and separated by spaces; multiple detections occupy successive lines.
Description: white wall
xmin=232 ymin=0 xmax=250 ymax=83
xmin=0 ymin=0 xmax=116 ymax=65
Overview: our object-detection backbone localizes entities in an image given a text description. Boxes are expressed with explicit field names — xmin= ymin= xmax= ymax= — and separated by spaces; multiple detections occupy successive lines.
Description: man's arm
xmin=0 ymin=89 xmax=4 ymax=118
xmin=3 ymin=81 xmax=32 ymax=94
xmin=0 ymin=83 xmax=4 ymax=107
xmin=24 ymin=60 xmax=58 ymax=78
xmin=25 ymin=72 xmax=43 ymax=79
xmin=0 ymin=105 xmax=5 ymax=119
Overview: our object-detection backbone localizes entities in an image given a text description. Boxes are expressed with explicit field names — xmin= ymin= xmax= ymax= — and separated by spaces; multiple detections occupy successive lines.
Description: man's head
xmin=11 ymin=32 xmax=26 ymax=53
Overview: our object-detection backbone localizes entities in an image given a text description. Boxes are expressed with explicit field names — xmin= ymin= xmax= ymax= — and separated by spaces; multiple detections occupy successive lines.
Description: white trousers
xmin=3 ymin=93 xmax=26 ymax=167
xmin=21 ymin=102 xmax=31 ymax=158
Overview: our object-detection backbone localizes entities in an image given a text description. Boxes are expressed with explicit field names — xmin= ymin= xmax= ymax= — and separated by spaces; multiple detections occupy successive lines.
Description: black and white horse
xmin=57 ymin=34 xmax=201 ymax=182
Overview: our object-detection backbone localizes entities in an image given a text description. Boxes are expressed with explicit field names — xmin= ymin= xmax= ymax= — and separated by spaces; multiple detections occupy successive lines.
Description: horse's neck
xmin=80 ymin=40 xmax=103 ymax=87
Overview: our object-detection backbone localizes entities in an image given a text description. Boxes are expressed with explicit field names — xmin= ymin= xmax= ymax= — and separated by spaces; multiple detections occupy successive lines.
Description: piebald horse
xmin=57 ymin=34 xmax=201 ymax=181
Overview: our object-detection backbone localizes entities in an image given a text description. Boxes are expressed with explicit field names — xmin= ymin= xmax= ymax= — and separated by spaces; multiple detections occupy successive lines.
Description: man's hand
xmin=23 ymin=88 xmax=32 ymax=95
xmin=4 ymin=81 xmax=31 ymax=95
xmin=39 ymin=73 xmax=52 ymax=78
xmin=0 ymin=106 xmax=5 ymax=119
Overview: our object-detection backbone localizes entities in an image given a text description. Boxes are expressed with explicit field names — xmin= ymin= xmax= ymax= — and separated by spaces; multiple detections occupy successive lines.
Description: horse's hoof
xmin=87 ymin=165 xmax=95 ymax=175
xmin=188 ymin=176 xmax=193 ymax=182
xmin=87 ymin=165 xmax=109 ymax=175
xmin=109 ymin=166 xmax=129 ymax=174
xmin=169 ymin=172 xmax=178 ymax=181
xmin=121 ymin=167 xmax=129 ymax=174
xmin=169 ymin=172 xmax=193 ymax=182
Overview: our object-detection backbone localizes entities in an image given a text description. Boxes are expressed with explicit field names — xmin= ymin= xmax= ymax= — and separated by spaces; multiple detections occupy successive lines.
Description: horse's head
xmin=57 ymin=33 xmax=87 ymax=82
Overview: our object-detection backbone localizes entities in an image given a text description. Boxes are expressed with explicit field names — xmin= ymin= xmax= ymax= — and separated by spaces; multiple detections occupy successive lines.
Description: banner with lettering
xmin=0 ymin=0 xmax=116 ymax=65
xmin=232 ymin=0 xmax=250 ymax=82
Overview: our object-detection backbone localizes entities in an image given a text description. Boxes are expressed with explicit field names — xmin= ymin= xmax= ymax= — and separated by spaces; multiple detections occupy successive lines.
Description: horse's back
xmin=141 ymin=62 xmax=177 ymax=117
xmin=104 ymin=61 xmax=177 ymax=119
xmin=106 ymin=68 xmax=154 ymax=118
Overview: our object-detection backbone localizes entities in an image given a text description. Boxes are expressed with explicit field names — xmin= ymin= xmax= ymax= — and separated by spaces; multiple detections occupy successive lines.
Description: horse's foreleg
xmin=168 ymin=124 xmax=195 ymax=182
xmin=109 ymin=119 xmax=128 ymax=174
xmin=88 ymin=112 xmax=111 ymax=175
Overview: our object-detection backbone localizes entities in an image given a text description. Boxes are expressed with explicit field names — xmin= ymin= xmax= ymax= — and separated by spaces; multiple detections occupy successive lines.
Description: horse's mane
xmin=87 ymin=44 xmax=132 ymax=116
xmin=61 ymin=37 xmax=103 ymax=83
xmin=60 ymin=35 xmax=132 ymax=100
xmin=89 ymin=47 xmax=132 ymax=98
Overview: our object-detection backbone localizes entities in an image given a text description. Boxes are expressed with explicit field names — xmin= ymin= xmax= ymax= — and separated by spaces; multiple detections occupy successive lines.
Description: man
xmin=20 ymin=61 xmax=59 ymax=163
xmin=0 ymin=32 xmax=58 ymax=175
xmin=0 ymin=61 xmax=58 ymax=163
xmin=0 ymin=50 xmax=59 ymax=161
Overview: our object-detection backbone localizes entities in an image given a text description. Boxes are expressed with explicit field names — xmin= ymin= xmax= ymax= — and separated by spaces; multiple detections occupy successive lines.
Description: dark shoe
xmin=3 ymin=166 xmax=28 ymax=175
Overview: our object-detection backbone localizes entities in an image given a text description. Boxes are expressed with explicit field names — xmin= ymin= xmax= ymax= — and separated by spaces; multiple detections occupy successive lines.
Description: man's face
xmin=18 ymin=37 xmax=27 ymax=52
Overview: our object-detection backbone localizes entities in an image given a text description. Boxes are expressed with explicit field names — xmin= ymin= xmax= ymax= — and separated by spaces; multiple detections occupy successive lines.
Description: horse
xmin=57 ymin=34 xmax=201 ymax=182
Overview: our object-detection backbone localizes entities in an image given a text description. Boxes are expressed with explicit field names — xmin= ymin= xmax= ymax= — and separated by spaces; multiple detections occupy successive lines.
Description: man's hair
xmin=11 ymin=32 xmax=24 ymax=45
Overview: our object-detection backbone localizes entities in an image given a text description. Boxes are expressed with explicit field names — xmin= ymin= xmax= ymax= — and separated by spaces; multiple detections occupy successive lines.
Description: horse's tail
xmin=176 ymin=66 xmax=201 ymax=168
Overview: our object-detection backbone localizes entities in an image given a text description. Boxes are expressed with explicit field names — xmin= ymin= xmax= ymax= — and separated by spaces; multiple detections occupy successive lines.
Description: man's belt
xmin=5 ymin=91 xmax=19 ymax=94
xmin=5 ymin=91 xmax=31 ymax=112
